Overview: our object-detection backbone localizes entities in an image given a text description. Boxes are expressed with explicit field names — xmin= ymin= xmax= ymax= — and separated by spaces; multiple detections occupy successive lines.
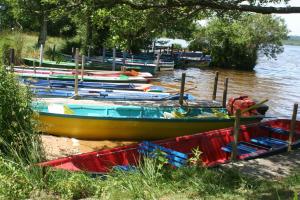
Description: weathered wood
xmin=52 ymin=45 xmax=56 ymax=61
xmin=179 ymin=73 xmax=186 ymax=105
xmin=88 ymin=46 xmax=91 ymax=59
xmin=288 ymin=103 xmax=298 ymax=152
xmin=102 ymin=46 xmax=106 ymax=62
xmin=231 ymin=109 xmax=241 ymax=161
xmin=74 ymin=48 xmax=79 ymax=96
xmin=71 ymin=47 xmax=75 ymax=59
xmin=112 ymin=47 xmax=116 ymax=71
xmin=156 ymin=53 xmax=161 ymax=70
xmin=81 ymin=55 xmax=85 ymax=80
xmin=122 ymin=51 xmax=126 ymax=65
xmin=222 ymin=77 xmax=229 ymax=107
xmin=9 ymin=48 xmax=15 ymax=71
xmin=212 ymin=71 xmax=219 ymax=101
xmin=39 ymin=44 xmax=44 ymax=67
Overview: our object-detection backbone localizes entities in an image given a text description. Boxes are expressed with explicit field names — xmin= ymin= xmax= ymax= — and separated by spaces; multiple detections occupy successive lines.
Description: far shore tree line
xmin=0 ymin=0 xmax=296 ymax=70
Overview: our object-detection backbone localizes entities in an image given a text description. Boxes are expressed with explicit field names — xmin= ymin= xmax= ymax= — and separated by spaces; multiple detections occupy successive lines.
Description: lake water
xmin=43 ymin=45 xmax=300 ymax=158
xmin=158 ymin=45 xmax=300 ymax=117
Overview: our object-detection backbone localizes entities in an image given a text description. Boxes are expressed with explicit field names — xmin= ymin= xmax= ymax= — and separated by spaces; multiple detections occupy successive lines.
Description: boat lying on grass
xmin=33 ymin=103 xmax=264 ymax=140
xmin=13 ymin=67 xmax=153 ymax=78
xmin=39 ymin=119 xmax=300 ymax=173
xmin=21 ymin=78 xmax=160 ymax=92
xmin=31 ymin=88 xmax=192 ymax=101
xmin=15 ymin=72 xmax=149 ymax=83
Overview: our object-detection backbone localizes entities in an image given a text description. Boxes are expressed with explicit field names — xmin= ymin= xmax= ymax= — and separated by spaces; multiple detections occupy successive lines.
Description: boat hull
xmin=38 ymin=113 xmax=261 ymax=140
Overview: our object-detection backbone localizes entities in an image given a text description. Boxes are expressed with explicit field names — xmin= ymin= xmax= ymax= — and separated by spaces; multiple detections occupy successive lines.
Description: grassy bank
xmin=0 ymin=31 xmax=67 ymax=64
xmin=0 ymin=157 xmax=300 ymax=199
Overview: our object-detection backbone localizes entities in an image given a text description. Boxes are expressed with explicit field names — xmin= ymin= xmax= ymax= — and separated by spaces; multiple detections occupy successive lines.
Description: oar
xmin=241 ymin=99 xmax=269 ymax=114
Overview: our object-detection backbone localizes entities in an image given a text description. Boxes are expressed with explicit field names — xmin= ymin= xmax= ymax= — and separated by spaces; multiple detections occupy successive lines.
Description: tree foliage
xmin=189 ymin=14 xmax=288 ymax=70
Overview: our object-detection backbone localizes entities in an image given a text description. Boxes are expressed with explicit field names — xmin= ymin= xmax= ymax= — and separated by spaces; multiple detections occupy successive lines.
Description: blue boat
xmin=31 ymin=88 xmax=193 ymax=101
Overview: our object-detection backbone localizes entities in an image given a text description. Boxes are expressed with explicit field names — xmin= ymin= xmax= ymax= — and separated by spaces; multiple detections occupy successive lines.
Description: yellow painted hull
xmin=38 ymin=114 xmax=261 ymax=140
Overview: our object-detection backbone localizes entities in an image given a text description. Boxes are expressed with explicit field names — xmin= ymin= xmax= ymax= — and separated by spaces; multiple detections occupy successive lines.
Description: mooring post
xmin=9 ymin=48 xmax=15 ymax=72
xmin=39 ymin=44 xmax=44 ymax=67
xmin=231 ymin=109 xmax=241 ymax=161
xmin=156 ymin=53 xmax=161 ymax=71
xmin=122 ymin=51 xmax=126 ymax=65
xmin=112 ymin=47 xmax=116 ymax=71
xmin=212 ymin=71 xmax=219 ymax=101
xmin=222 ymin=77 xmax=229 ymax=107
xmin=288 ymin=103 xmax=298 ymax=152
xmin=74 ymin=48 xmax=79 ymax=97
xmin=88 ymin=46 xmax=91 ymax=59
xmin=71 ymin=47 xmax=75 ymax=59
xmin=81 ymin=55 xmax=85 ymax=81
xmin=102 ymin=46 xmax=106 ymax=62
xmin=52 ymin=45 xmax=56 ymax=61
xmin=179 ymin=73 xmax=186 ymax=106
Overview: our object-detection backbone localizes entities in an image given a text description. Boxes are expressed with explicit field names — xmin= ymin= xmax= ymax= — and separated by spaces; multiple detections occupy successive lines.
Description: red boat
xmin=39 ymin=119 xmax=300 ymax=173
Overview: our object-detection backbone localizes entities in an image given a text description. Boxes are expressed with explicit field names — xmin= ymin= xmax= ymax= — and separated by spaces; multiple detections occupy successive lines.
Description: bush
xmin=0 ymin=67 xmax=43 ymax=164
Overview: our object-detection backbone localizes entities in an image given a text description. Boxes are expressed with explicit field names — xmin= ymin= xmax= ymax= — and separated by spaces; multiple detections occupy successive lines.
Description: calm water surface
xmin=158 ymin=45 xmax=300 ymax=117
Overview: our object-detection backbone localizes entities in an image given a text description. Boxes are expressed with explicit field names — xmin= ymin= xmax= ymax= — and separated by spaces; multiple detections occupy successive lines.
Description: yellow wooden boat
xmin=33 ymin=103 xmax=264 ymax=140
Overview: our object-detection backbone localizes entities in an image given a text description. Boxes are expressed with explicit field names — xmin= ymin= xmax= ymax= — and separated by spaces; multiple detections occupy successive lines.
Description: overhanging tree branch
xmin=93 ymin=0 xmax=300 ymax=14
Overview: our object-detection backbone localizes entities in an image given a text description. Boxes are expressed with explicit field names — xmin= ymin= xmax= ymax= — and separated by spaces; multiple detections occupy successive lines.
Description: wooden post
xmin=112 ymin=47 xmax=116 ymax=71
xmin=52 ymin=45 xmax=56 ymax=61
xmin=156 ymin=53 xmax=160 ymax=71
xmin=179 ymin=73 xmax=186 ymax=106
xmin=102 ymin=46 xmax=106 ymax=62
xmin=222 ymin=78 xmax=229 ymax=107
xmin=231 ymin=109 xmax=241 ymax=161
xmin=288 ymin=103 xmax=298 ymax=152
xmin=71 ymin=47 xmax=75 ymax=59
xmin=9 ymin=48 xmax=15 ymax=72
xmin=81 ymin=55 xmax=85 ymax=81
xmin=39 ymin=44 xmax=44 ymax=67
xmin=88 ymin=46 xmax=91 ymax=59
xmin=74 ymin=48 xmax=79 ymax=97
xmin=212 ymin=71 xmax=219 ymax=101
xmin=122 ymin=51 xmax=126 ymax=65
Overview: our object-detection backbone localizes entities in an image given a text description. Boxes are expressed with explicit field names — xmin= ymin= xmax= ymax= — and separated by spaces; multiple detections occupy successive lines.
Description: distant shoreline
xmin=284 ymin=35 xmax=300 ymax=46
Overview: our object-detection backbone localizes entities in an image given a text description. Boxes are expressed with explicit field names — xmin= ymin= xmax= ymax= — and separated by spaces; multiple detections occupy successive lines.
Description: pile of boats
xmin=13 ymin=53 xmax=299 ymax=174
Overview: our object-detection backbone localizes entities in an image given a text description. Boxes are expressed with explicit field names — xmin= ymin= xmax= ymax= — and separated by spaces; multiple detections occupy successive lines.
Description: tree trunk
xmin=38 ymin=13 xmax=47 ymax=46
xmin=84 ymin=13 xmax=93 ymax=55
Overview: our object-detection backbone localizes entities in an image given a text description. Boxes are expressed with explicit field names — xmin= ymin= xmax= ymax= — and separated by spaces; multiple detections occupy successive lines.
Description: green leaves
xmin=189 ymin=14 xmax=288 ymax=70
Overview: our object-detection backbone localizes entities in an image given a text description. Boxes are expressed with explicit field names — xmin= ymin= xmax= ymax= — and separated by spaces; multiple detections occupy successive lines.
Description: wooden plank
xmin=288 ymin=103 xmax=298 ymax=152
xmin=231 ymin=109 xmax=241 ymax=161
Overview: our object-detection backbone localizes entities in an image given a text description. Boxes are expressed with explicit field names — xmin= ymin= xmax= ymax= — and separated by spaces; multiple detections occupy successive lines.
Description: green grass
xmin=0 ymin=156 xmax=299 ymax=200
xmin=0 ymin=31 xmax=67 ymax=64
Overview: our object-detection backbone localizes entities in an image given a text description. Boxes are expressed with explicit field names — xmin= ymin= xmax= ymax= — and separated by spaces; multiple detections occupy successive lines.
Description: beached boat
xmin=21 ymin=78 xmax=158 ymax=91
xmin=33 ymin=103 xmax=264 ymax=140
xmin=13 ymin=67 xmax=153 ymax=78
xmin=23 ymin=57 xmax=159 ymax=74
xmin=14 ymin=71 xmax=149 ymax=83
xmin=31 ymin=88 xmax=192 ymax=101
xmin=38 ymin=119 xmax=300 ymax=173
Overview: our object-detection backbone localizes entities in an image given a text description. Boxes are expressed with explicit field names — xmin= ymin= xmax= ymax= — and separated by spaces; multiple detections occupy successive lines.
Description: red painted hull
xmin=39 ymin=119 xmax=300 ymax=173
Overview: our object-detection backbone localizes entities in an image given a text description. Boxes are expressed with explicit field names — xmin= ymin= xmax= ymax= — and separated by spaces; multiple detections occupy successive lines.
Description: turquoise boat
xmin=34 ymin=103 xmax=264 ymax=140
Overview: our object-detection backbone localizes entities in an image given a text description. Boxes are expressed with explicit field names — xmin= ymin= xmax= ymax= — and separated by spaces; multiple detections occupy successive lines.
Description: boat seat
xmin=138 ymin=141 xmax=188 ymax=168
xmin=221 ymin=142 xmax=261 ymax=155
xmin=260 ymin=125 xmax=300 ymax=136
xmin=251 ymin=137 xmax=288 ymax=149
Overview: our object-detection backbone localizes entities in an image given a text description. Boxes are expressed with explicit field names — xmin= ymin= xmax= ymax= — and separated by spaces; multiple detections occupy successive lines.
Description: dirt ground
xmin=41 ymin=135 xmax=136 ymax=160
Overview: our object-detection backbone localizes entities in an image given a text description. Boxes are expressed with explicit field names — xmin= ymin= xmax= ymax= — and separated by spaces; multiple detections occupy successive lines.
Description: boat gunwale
xmin=37 ymin=111 xmax=264 ymax=122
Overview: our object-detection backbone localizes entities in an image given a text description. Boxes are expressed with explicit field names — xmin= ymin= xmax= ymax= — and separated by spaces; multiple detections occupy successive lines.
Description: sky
xmin=275 ymin=0 xmax=300 ymax=36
